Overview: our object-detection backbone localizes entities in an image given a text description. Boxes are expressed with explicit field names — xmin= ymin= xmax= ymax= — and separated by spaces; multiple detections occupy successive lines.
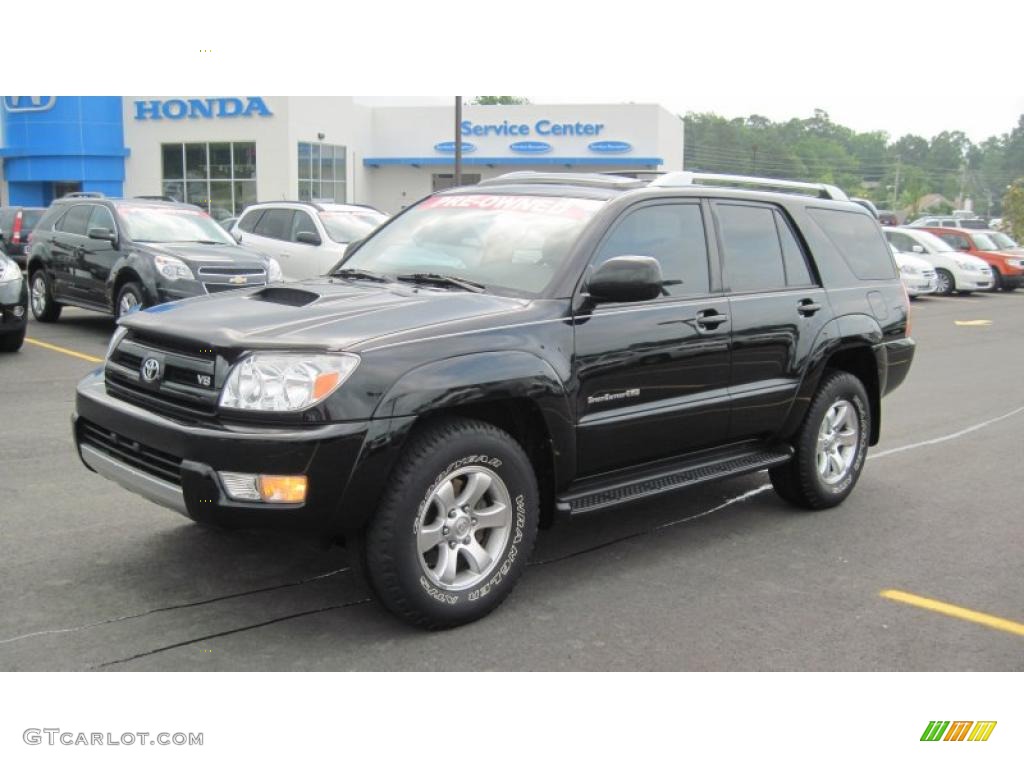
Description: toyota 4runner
xmin=72 ymin=172 xmax=915 ymax=628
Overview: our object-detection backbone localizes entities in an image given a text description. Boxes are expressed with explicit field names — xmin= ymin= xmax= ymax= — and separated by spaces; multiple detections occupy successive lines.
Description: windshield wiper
xmin=395 ymin=273 xmax=485 ymax=293
xmin=331 ymin=267 xmax=391 ymax=283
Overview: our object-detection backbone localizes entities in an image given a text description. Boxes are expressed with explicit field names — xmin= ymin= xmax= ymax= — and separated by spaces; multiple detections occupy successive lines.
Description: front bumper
xmin=956 ymin=271 xmax=993 ymax=291
xmin=73 ymin=369 xmax=381 ymax=534
xmin=0 ymin=277 xmax=28 ymax=334
xmin=902 ymin=274 xmax=936 ymax=295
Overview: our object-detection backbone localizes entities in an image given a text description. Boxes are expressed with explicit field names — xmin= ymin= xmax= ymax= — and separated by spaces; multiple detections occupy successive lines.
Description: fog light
xmin=258 ymin=475 xmax=308 ymax=503
xmin=12 ymin=306 xmax=25 ymax=318
xmin=218 ymin=472 xmax=308 ymax=504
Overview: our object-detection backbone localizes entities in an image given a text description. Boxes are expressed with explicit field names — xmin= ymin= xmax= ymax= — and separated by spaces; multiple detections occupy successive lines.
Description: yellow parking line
xmin=880 ymin=589 xmax=1024 ymax=637
xmin=25 ymin=337 xmax=102 ymax=364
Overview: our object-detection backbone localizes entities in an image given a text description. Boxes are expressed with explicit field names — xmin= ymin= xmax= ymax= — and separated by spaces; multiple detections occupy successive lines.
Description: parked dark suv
xmin=27 ymin=194 xmax=281 ymax=322
xmin=72 ymin=172 xmax=914 ymax=628
xmin=0 ymin=206 xmax=46 ymax=268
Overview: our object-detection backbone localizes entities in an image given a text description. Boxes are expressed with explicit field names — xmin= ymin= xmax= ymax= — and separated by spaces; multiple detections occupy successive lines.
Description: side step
xmin=556 ymin=445 xmax=793 ymax=516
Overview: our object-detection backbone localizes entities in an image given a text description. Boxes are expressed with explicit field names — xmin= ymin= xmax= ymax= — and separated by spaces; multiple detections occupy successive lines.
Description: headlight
xmin=219 ymin=353 xmax=359 ymax=412
xmin=267 ymin=258 xmax=283 ymax=282
xmin=899 ymin=263 xmax=918 ymax=275
xmin=0 ymin=254 xmax=22 ymax=284
xmin=105 ymin=325 xmax=129 ymax=360
xmin=153 ymin=254 xmax=194 ymax=281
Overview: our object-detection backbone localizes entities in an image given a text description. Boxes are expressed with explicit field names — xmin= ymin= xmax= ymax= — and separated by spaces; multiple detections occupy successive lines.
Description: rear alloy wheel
xmin=934 ymin=268 xmax=954 ymax=296
xmin=29 ymin=271 xmax=62 ymax=322
xmin=770 ymin=370 xmax=870 ymax=510
xmin=363 ymin=418 xmax=539 ymax=629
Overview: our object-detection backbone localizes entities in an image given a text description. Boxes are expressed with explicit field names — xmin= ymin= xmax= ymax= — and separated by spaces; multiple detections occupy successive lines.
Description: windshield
xmin=318 ymin=211 xmax=386 ymax=243
xmin=118 ymin=206 xmax=235 ymax=244
xmin=989 ymin=231 xmax=1019 ymax=249
xmin=339 ymin=194 xmax=603 ymax=296
xmin=969 ymin=233 xmax=998 ymax=251
xmin=909 ymin=230 xmax=956 ymax=253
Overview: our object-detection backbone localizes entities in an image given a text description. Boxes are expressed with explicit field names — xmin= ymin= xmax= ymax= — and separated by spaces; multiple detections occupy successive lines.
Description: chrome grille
xmin=197 ymin=266 xmax=267 ymax=293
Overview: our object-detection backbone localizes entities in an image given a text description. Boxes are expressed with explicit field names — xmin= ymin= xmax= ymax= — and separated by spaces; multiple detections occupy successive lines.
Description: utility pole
xmin=958 ymin=163 xmax=967 ymax=208
xmin=892 ymin=156 xmax=901 ymax=210
xmin=751 ymin=144 xmax=758 ymax=176
xmin=454 ymin=96 xmax=463 ymax=187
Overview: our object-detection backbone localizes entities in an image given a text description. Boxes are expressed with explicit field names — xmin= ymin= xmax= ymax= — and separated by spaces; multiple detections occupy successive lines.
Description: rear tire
xmin=363 ymin=417 xmax=539 ymax=629
xmin=0 ymin=328 xmax=25 ymax=352
xmin=770 ymin=370 xmax=871 ymax=510
xmin=29 ymin=271 xmax=62 ymax=322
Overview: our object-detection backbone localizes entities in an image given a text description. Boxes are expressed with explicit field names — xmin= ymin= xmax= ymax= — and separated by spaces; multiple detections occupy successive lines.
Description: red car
xmin=919 ymin=227 xmax=1024 ymax=291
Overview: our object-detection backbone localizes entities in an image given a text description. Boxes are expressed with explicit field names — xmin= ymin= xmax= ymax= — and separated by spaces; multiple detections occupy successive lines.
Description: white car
xmin=889 ymin=244 xmax=937 ymax=297
xmin=883 ymin=226 xmax=993 ymax=295
xmin=232 ymin=202 xmax=388 ymax=281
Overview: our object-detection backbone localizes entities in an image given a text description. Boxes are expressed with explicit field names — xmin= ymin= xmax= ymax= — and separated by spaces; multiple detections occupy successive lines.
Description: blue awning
xmin=363 ymin=156 xmax=663 ymax=168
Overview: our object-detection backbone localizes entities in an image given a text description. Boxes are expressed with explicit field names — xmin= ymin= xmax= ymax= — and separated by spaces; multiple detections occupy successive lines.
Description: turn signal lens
xmin=258 ymin=475 xmax=308 ymax=503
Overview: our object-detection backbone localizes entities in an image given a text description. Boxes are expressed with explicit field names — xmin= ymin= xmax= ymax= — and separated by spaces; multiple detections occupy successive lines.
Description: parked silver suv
xmin=232 ymin=201 xmax=388 ymax=280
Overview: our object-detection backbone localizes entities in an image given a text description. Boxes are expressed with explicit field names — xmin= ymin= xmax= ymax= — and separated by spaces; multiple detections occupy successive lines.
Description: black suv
xmin=27 ymin=194 xmax=279 ymax=322
xmin=72 ymin=172 xmax=914 ymax=628
xmin=0 ymin=206 xmax=46 ymax=268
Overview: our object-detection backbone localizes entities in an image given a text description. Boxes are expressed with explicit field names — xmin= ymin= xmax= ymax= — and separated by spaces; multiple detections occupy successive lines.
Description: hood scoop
xmin=249 ymin=286 xmax=320 ymax=307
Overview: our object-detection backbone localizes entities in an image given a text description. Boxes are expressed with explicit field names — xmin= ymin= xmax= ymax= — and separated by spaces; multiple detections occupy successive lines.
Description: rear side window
xmin=237 ymin=209 xmax=263 ymax=233
xmin=594 ymin=202 xmax=710 ymax=297
xmin=253 ymin=208 xmax=293 ymax=241
xmin=807 ymin=208 xmax=896 ymax=280
xmin=57 ymin=205 xmax=93 ymax=236
xmin=716 ymin=203 xmax=786 ymax=292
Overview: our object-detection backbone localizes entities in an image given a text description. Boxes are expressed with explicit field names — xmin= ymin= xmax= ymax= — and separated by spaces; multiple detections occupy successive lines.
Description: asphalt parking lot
xmin=1 ymin=292 xmax=1022 ymax=671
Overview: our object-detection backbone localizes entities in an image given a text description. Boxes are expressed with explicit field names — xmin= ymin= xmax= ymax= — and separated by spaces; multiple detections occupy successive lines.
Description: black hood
xmin=119 ymin=278 xmax=530 ymax=351
xmin=136 ymin=241 xmax=269 ymax=269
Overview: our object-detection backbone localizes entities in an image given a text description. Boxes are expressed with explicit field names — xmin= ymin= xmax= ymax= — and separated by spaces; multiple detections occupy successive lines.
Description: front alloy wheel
xmin=934 ymin=269 xmax=954 ymax=296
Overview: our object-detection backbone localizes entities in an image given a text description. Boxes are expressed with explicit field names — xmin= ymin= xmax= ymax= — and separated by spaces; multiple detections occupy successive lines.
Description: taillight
xmin=12 ymin=211 xmax=23 ymax=244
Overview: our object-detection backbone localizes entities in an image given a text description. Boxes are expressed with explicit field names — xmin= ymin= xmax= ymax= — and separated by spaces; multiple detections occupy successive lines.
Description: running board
xmin=556 ymin=445 xmax=793 ymax=516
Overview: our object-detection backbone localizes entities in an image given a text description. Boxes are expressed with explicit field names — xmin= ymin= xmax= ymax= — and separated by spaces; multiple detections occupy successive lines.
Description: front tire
xmin=988 ymin=268 xmax=1002 ymax=292
xmin=115 ymin=281 xmax=145 ymax=319
xmin=363 ymin=418 xmax=540 ymax=629
xmin=770 ymin=370 xmax=871 ymax=510
xmin=29 ymin=271 xmax=62 ymax=322
xmin=934 ymin=268 xmax=954 ymax=296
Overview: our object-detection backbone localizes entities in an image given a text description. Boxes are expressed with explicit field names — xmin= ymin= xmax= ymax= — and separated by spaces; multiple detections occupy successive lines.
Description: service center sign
xmin=433 ymin=118 xmax=633 ymax=156
xmin=134 ymin=97 xmax=273 ymax=120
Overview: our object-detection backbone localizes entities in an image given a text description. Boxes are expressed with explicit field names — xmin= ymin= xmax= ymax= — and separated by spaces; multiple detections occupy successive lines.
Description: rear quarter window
xmin=807 ymin=208 xmax=896 ymax=280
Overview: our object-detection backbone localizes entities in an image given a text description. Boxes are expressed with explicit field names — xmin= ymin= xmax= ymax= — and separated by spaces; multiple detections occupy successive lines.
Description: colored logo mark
xmin=920 ymin=721 xmax=997 ymax=742
xmin=588 ymin=140 xmax=633 ymax=153
xmin=3 ymin=96 xmax=57 ymax=113
xmin=509 ymin=141 xmax=552 ymax=154
xmin=433 ymin=141 xmax=476 ymax=154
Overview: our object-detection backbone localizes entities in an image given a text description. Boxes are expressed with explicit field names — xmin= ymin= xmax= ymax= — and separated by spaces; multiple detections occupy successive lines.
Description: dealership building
xmin=0 ymin=97 xmax=683 ymax=216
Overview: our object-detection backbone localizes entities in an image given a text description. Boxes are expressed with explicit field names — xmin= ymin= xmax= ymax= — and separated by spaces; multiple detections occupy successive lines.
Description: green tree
xmin=1002 ymin=178 xmax=1024 ymax=241
xmin=471 ymin=96 xmax=530 ymax=105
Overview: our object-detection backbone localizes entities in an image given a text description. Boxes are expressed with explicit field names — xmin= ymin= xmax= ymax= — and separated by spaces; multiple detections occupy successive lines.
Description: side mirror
xmin=911 ymin=245 xmax=925 ymax=254
xmin=87 ymin=227 xmax=117 ymax=245
xmin=232 ymin=230 xmax=243 ymax=243
xmin=588 ymin=255 xmax=664 ymax=303
xmin=295 ymin=231 xmax=322 ymax=246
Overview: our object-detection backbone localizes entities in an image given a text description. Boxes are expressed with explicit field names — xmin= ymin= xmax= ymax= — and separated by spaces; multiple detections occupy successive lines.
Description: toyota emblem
xmin=141 ymin=357 xmax=161 ymax=382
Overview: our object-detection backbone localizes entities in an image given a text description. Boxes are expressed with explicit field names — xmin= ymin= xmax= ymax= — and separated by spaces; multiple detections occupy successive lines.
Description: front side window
xmin=885 ymin=231 xmax=917 ymax=253
xmin=939 ymin=234 xmax=971 ymax=251
xmin=342 ymin=193 xmax=602 ymax=297
xmin=290 ymin=210 xmax=318 ymax=242
xmin=716 ymin=203 xmax=786 ymax=292
xmin=298 ymin=142 xmax=347 ymax=203
xmin=161 ymin=142 xmax=257 ymax=216
xmin=88 ymin=206 xmax=116 ymax=233
xmin=117 ymin=205 xmax=235 ymax=244
xmin=594 ymin=203 xmax=710 ymax=297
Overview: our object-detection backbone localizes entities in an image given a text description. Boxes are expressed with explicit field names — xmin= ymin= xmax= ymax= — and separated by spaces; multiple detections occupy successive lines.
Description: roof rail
xmin=250 ymin=200 xmax=325 ymax=211
xmin=479 ymin=171 xmax=646 ymax=190
xmin=60 ymin=191 xmax=105 ymax=200
xmin=650 ymin=172 xmax=848 ymax=201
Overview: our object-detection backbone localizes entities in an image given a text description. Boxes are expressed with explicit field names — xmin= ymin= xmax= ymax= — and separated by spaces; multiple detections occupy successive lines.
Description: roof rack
xmin=650 ymin=172 xmax=848 ymax=201
xmin=250 ymin=200 xmax=326 ymax=211
xmin=60 ymin=191 xmax=105 ymax=200
xmin=478 ymin=172 xmax=647 ymax=190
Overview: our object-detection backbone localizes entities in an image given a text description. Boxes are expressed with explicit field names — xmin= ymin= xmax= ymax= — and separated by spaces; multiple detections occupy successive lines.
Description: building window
xmin=161 ymin=142 xmax=257 ymax=219
xmin=298 ymin=142 xmax=346 ymax=203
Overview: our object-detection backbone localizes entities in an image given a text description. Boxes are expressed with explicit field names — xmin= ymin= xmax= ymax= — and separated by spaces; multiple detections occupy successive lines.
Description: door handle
xmin=695 ymin=309 xmax=730 ymax=330
xmin=797 ymin=299 xmax=822 ymax=316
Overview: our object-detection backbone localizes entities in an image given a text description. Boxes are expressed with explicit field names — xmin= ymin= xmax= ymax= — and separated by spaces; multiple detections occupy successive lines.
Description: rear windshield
xmin=808 ymin=208 xmax=896 ymax=280
xmin=341 ymin=194 xmax=602 ymax=297
xmin=20 ymin=210 xmax=44 ymax=229
xmin=318 ymin=211 xmax=386 ymax=243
